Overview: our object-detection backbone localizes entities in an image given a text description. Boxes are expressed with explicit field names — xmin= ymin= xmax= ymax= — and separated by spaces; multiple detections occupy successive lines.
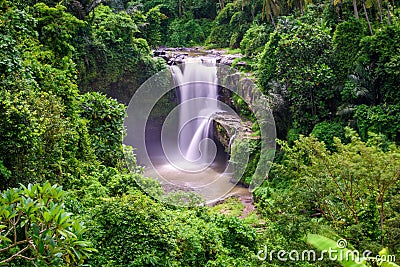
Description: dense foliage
xmin=1 ymin=0 xmax=400 ymax=266
xmin=84 ymin=191 xmax=258 ymax=266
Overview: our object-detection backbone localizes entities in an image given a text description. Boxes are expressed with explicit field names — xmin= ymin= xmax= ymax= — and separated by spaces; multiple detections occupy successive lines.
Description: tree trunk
xmin=219 ymin=0 xmax=225 ymax=9
xmin=338 ymin=0 xmax=343 ymax=19
xmin=270 ymin=12 xmax=276 ymax=29
xmin=363 ymin=0 xmax=373 ymax=35
xmin=299 ymin=0 xmax=304 ymax=15
xmin=377 ymin=0 xmax=383 ymax=22
xmin=353 ymin=0 xmax=359 ymax=18
xmin=178 ymin=0 xmax=182 ymax=18
xmin=262 ymin=0 xmax=271 ymax=21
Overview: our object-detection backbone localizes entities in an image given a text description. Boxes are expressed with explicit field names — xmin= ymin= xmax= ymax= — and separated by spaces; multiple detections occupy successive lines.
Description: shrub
xmin=311 ymin=121 xmax=346 ymax=151
xmin=79 ymin=92 xmax=126 ymax=167
xmin=167 ymin=18 xmax=206 ymax=47
xmin=240 ymin=24 xmax=273 ymax=57
xmin=86 ymin=191 xmax=258 ymax=266
xmin=354 ymin=104 xmax=400 ymax=143
xmin=0 ymin=182 xmax=96 ymax=266
xmin=206 ymin=3 xmax=252 ymax=48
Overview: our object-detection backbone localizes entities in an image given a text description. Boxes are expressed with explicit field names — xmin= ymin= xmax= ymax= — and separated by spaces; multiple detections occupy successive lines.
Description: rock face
xmin=212 ymin=112 xmax=258 ymax=154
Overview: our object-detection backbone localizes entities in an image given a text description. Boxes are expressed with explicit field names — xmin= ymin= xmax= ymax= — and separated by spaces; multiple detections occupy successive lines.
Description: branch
xmin=16 ymin=254 xmax=36 ymax=261
xmin=315 ymin=146 xmax=359 ymax=223
xmin=0 ymin=244 xmax=31 ymax=263
xmin=87 ymin=0 xmax=102 ymax=13
xmin=0 ymin=239 xmax=29 ymax=253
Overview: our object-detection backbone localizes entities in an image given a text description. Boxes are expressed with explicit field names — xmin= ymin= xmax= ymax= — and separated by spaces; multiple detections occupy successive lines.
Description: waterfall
xmin=171 ymin=58 xmax=219 ymax=163
xmin=124 ymin=53 xmax=267 ymax=204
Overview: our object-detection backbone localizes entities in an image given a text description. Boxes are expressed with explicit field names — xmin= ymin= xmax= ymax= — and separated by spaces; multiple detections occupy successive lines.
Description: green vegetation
xmin=0 ymin=182 xmax=96 ymax=266
xmin=1 ymin=0 xmax=400 ymax=266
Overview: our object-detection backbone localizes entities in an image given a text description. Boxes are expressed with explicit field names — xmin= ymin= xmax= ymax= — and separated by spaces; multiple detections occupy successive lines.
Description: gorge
xmin=142 ymin=55 xmax=253 ymax=204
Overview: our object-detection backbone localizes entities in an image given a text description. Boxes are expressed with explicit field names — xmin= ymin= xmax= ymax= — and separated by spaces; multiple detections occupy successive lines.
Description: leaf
xmin=0 ymin=235 xmax=12 ymax=243
xmin=38 ymin=240 xmax=45 ymax=254
xmin=32 ymin=223 xmax=40 ymax=237
xmin=43 ymin=211 xmax=52 ymax=222
xmin=379 ymin=262 xmax=400 ymax=267
xmin=307 ymin=234 xmax=366 ymax=267
xmin=71 ymin=247 xmax=81 ymax=261
xmin=57 ymin=229 xmax=77 ymax=239
xmin=57 ymin=229 xmax=69 ymax=239
xmin=379 ymin=248 xmax=390 ymax=257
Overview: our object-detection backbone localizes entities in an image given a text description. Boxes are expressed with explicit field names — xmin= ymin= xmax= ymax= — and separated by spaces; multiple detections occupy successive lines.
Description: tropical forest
xmin=0 ymin=0 xmax=399 ymax=266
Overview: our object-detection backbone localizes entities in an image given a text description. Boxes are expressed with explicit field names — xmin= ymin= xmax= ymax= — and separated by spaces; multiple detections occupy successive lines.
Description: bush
xmin=79 ymin=92 xmax=126 ymax=167
xmin=75 ymin=4 xmax=163 ymax=104
xmin=230 ymin=138 xmax=260 ymax=185
xmin=354 ymin=104 xmax=400 ymax=143
xmin=240 ymin=24 xmax=273 ymax=58
xmin=142 ymin=5 xmax=167 ymax=48
xmin=258 ymin=20 xmax=336 ymax=134
xmin=332 ymin=18 xmax=368 ymax=81
xmin=269 ymin=130 xmax=400 ymax=255
xmin=0 ymin=182 xmax=96 ymax=266
xmin=206 ymin=3 xmax=252 ymax=48
xmin=86 ymin=191 xmax=258 ymax=266
xmin=311 ymin=121 xmax=346 ymax=151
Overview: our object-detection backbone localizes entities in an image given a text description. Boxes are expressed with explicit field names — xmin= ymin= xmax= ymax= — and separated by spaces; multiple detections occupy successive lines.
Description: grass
xmin=210 ymin=197 xmax=245 ymax=217
xmin=210 ymin=196 xmax=265 ymax=226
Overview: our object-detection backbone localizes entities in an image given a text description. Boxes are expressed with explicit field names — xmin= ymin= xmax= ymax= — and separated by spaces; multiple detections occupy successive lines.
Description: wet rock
xmin=153 ymin=47 xmax=246 ymax=67
xmin=153 ymin=50 xmax=166 ymax=57
xmin=212 ymin=112 xmax=258 ymax=152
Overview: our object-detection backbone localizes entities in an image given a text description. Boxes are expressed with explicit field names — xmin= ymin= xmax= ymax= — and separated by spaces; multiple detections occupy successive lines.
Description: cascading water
xmin=171 ymin=58 xmax=219 ymax=163
xmin=127 ymin=56 xmax=252 ymax=204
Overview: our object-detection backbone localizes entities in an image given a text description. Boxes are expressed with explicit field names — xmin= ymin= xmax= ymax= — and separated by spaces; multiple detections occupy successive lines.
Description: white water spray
xmin=171 ymin=58 xmax=219 ymax=163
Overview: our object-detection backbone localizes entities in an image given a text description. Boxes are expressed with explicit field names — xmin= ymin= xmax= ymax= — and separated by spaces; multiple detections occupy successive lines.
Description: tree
xmin=32 ymin=3 xmax=84 ymax=60
xmin=206 ymin=3 xmax=254 ymax=48
xmin=262 ymin=0 xmax=281 ymax=24
xmin=240 ymin=24 xmax=274 ymax=57
xmin=332 ymin=18 xmax=368 ymax=81
xmin=354 ymin=104 xmax=400 ymax=143
xmin=142 ymin=5 xmax=167 ymax=47
xmin=355 ymin=21 xmax=400 ymax=105
xmin=275 ymin=128 xmax=400 ymax=252
xmin=79 ymin=92 xmax=126 ymax=167
xmin=85 ymin=190 xmax=258 ymax=266
xmin=258 ymin=21 xmax=337 ymax=134
xmin=75 ymin=4 xmax=163 ymax=104
xmin=334 ymin=0 xmax=359 ymax=18
xmin=0 ymin=3 xmax=95 ymax=189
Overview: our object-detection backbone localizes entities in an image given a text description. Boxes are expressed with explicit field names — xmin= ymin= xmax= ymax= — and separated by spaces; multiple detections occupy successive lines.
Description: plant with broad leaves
xmin=307 ymin=234 xmax=400 ymax=267
xmin=0 ymin=182 xmax=96 ymax=266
